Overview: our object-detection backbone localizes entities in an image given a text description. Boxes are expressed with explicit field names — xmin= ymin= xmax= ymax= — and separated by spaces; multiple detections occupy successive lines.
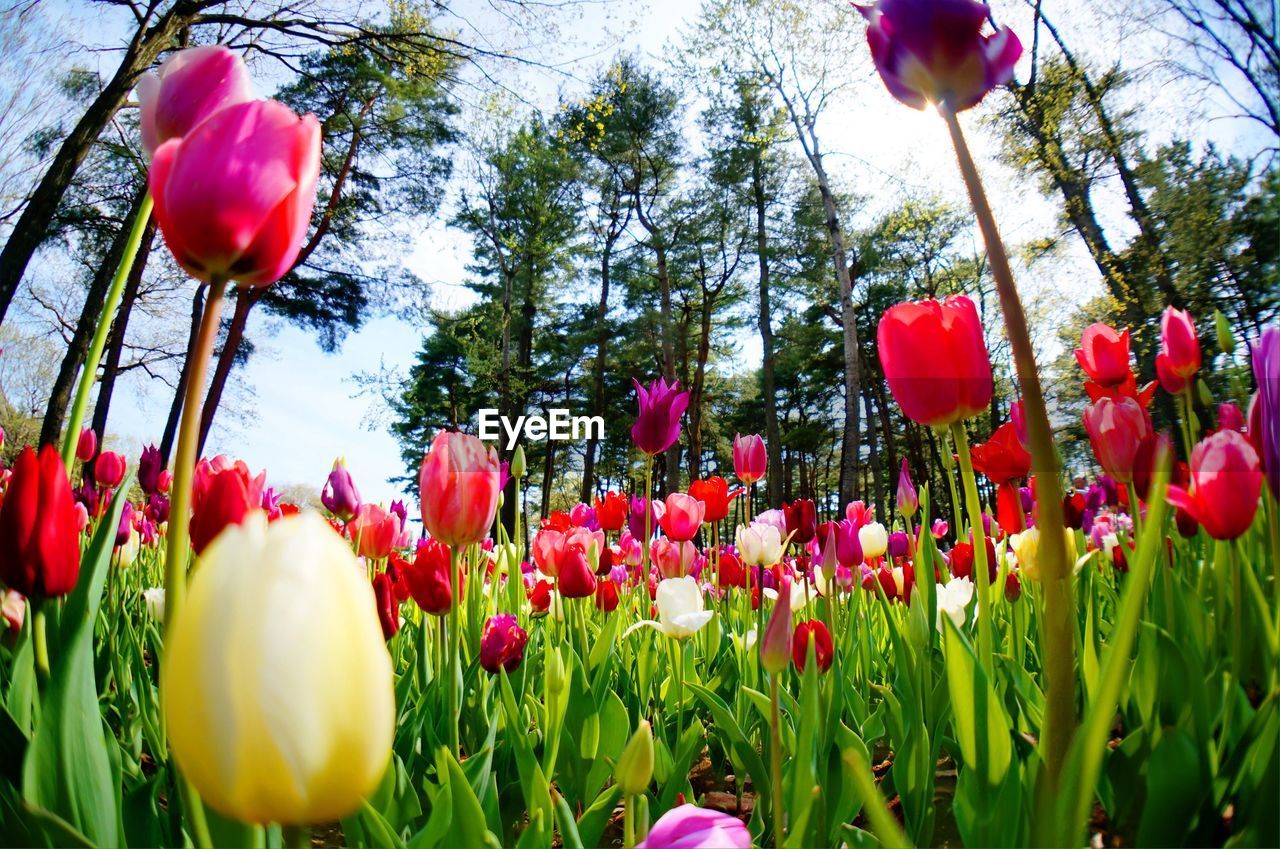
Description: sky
xmin=16 ymin=0 xmax=1273 ymax=507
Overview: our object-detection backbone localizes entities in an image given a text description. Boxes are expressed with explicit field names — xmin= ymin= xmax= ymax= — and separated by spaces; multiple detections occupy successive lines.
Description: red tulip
xmin=528 ymin=578 xmax=553 ymax=614
xmin=658 ymin=492 xmax=705 ymax=542
xmin=558 ymin=544 xmax=598 ymax=599
xmin=1160 ymin=307 xmax=1201 ymax=379
xmin=0 ymin=446 xmax=81 ymax=598
xmin=857 ymin=0 xmax=1022 ymax=112
xmin=479 ymin=613 xmax=528 ymax=674
xmin=1075 ymin=323 xmax=1131 ymax=387
xmin=630 ymin=378 xmax=689 ymax=456
xmin=970 ymin=421 xmax=1030 ymax=485
xmin=403 ymin=539 xmax=455 ymax=615
xmin=1132 ymin=433 xmax=1173 ymax=499
xmin=717 ymin=549 xmax=747 ymax=588
xmin=1167 ymin=430 xmax=1262 ymax=540
xmin=76 ymin=428 xmax=97 ymax=463
xmin=1155 ymin=352 xmax=1190 ymax=395
xmin=189 ymin=461 xmax=265 ymax=554
xmin=783 ymin=499 xmax=817 ymax=545
xmin=877 ymin=295 xmax=993 ymax=427
xmin=949 ymin=536 xmax=997 ymax=583
xmin=149 ymin=99 xmax=321 ymax=287
xmin=792 ymin=620 xmax=834 ymax=673
xmin=1217 ymin=403 xmax=1245 ymax=433
xmin=372 ymin=571 xmax=399 ymax=640
xmin=93 ymin=451 xmax=127 ymax=489
xmin=1083 ymin=396 xmax=1150 ymax=484
xmin=419 ymin=431 xmax=501 ymax=548
xmin=688 ymin=476 xmax=736 ymax=523
xmin=595 ymin=578 xmax=620 ymax=613
xmin=594 ymin=491 xmax=628 ymax=532
xmin=732 ymin=433 xmax=768 ymax=484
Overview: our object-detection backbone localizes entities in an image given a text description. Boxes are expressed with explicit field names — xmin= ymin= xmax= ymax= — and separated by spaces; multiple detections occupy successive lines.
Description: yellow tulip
xmin=162 ymin=513 xmax=394 ymax=825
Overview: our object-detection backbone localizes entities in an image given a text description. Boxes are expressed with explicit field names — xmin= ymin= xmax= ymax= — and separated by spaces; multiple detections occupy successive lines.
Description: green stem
xmin=281 ymin=824 xmax=310 ymax=849
xmin=1126 ymin=482 xmax=1143 ymax=539
xmin=32 ymin=604 xmax=50 ymax=693
xmin=950 ymin=422 xmax=994 ymax=672
xmin=449 ymin=546 xmax=462 ymax=757
xmin=768 ymin=672 xmax=785 ymax=848
xmin=624 ymin=794 xmax=635 ymax=849
xmin=943 ymin=105 xmax=1075 ymax=801
xmin=60 ymin=193 xmax=155 ymax=469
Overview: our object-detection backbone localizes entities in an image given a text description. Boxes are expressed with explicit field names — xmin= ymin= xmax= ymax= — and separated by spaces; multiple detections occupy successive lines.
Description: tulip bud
xmin=137 ymin=46 xmax=254 ymax=156
xmin=615 ymin=720 xmax=654 ymax=796
xmin=1196 ymin=378 xmax=1213 ymax=408
xmin=896 ymin=458 xmax=918 ymax=519
xmin=94 ymin=451 xmax=127 ymax=489
xmin=419 ymin=431 xmax=501 ymax=548
xmin=0 ymin=446 xmax=81 ymax=598
xmin=163 ymin=514 xmax=393 ymax=824
xmin=321 ymin=458 xmax=361 ymax=523
xmin=1214 ymin=310 xmax=1236 ymax=355
xmin=546 ymin=644 xmax=567 ymax=695
xmin=760 ymin=577 xmax=793 ymax=675
xmin=510 ymin=444 xmax=527 ymax=480
xmin=479 ymin=613 xmax=529 ymax=674
xmin=631 ymin=378 xmax=690 ymax=456
xmin=76 ymin=427 xmax=97 ymax=463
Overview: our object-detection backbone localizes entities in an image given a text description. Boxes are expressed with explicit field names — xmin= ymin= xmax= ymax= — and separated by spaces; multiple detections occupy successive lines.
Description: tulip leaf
xmin=437 ymin=748 xmax=501 ymax=849
xmin=359 ymin=798 xmax=408 ymax=849
xmin=687 ymin=682 xmax=771 ymax=821
xmin=407 ymin=781 xmax=452 ymax=849
xmin=551 ymin=789 xmax=585 ymax=849
xmin=942 ymin=617 xmax=1012 ymax=789
xmin=22 ymin=479 xmax=132 ymax=848
xmin=574 ymin=783 xmax=622 ymax=849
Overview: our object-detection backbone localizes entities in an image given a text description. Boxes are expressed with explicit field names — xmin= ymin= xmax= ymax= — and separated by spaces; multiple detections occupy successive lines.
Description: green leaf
xmin=575 ymin=784 xmax=622 ymax=849
xmin=942 ymin=618 xmax=1012 ymax=788
xmin=688 ymin=682 xmax=771 ymax=820
xmin=437 ymin=748 xmax=501 ymax=849
xmin=22 ymin=479 xmax=132 ymax=847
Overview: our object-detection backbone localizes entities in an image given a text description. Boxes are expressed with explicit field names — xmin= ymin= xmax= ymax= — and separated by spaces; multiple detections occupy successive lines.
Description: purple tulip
xmin=887 ymin=531 xmax=909 ymax=559
xmin=116 ymin=501 xmax=134 ymax=548
xmin=321 ymin=457 xmax=361 ymax=522
xmin=1252 ymin=326 xmax=1279 ymax=498
xmin=637 ymin=804 xmax=750 ymax=849
xmin=146 ymin=493 xmax=170 ymax=525
xmin=138 ymin=444 xmax=164 ymax=496
xmin=627 ymin=496 xmax=665 ymax=542
xmin=389 ymin=499 xmax=409 ymax=527
xmin=857 ymin=0 xmax=1023 ymax=113
xmin=896 ymin=458 xmax=918 ymax=518
xmin=630 ymin=377 xmax=689 ymax=456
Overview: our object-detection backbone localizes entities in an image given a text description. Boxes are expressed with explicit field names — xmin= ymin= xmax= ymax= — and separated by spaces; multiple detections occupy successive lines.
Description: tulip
xmin=688 ymin=476 xmax=736 ymax=523
xmin=732 ymin=433 xmax=768 ymax=484
xmin=1083 ymin=396 xmax=1150 ymax=484
xmin=321 ymin=458 xmax=361 ymax=522
xmin=858 ymin=521 xmax=889 ymax=559
xmin=717 ymin=549 xmax=747 ymax=588
xmin=1218 ymin=403 xmax=1245 ymax=433
xmin=659 ymin=492 xmax=705 ymax=542
xmin=1251 ymin=327 xmax=1278 ymax=498
xmin=877 ymin=295 xmax=993 ymax=427
xmin=887 ymin=531 xmax=910 ymax=560
xmin=595 ymin=577 xmax=621 ymax=612
xmin=347 ymin=503 xmax=400 ymax=561
xmin=137 ymin=45 xmax=254 ymax=156
xmin=402 ymin=538 xmax=454 ymax=615
xmin=1166 ymin=430 xmax=1262 ymax=540
xmin=651 ymin=537 xmax=698 ymax=579
xmin=594 ymin=491 xmax=628 ymax=532
xmin=1011 ymin=525 xmax=1078 ymax=582
xmin=760 ymin=576 xmax=793 ymax=674
xmin=970 ymin=421 xmax=1031 ymax=485
xmin=754 ymin=508 xmax=788 ymax=537
xmin=624 ymin=576 xmax=714 ymax=640
xmin=189 ymin=460 xmax=265 ymax=555
xmin=1155 ymin=352 xmax=1190 ymax=395
xmin=792 ymin=619 xmax=833 ymax=673
xmin=143 ymin=587 xmax=166 ymax=621
xmin=932 ymin=518 xmax=949 ymax=539
xmin=615 ymin=720 xmax=655 ymax=797
xmin=627 ymin=496 xmax=664 ymax=542
xmin=1160 ymin=307 xmax=1201 ymax=379
xmin=94 ymin=451 xmax=127 ymax=489
xmin=558 ymin=540 xmax=599 ymax=599
xmin=137 ymin=443 xmax=164 ymax=495
xmin=116 ymin=500 xmax=135 ymax=548
xmin=736 ymin=523 xmax=784 ymax=567
xmin=949 ymin=536 xmax=997 ymax=583
xmin=783 ymin=498 xmax=817 ymax=545
xmin=845 ymin=500 xmax=875 ymax=528
xmin=158 ymin=469 xmax=173 ymax=494
xmin=630 ymin=377 xmax=689 ymax=456
xmin=817 ymin=518 xmax=862 ymax=570
xmin=569 ymin=502 xmax=599 ymax=530
xmin=0 ymin=446 xmax=81 ymax=598
xmin=418 ymin=431 xmax=501 ymax=548
xmin=1075 ymin=323 xmax=1132 ymax=387
xmin=636 ymin=804 xmax=751 ymax=849
xmin=163 ymin=514 xmax=393 ymax=825
xmin=896 ymin=458 xmax=918 ymax=519
xmin=858 ymin=0 xmax=1022 ymax=112
xmin=76 ymin=427 xmax=97 ymax=463
xmin=150 ymin=99 xmax=321 ymax=287
xmin=478 ymin=613 xmax=529 ymax=674
xmin=3 ymin=589 xmax=24 ymax=635
xmin=372 ymin=571 xmax=399 ymax=640
xmin=935 ymin=576 xmax=974 ymax=633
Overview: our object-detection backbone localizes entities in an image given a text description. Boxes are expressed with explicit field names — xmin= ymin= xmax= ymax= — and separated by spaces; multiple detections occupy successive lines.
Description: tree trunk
xmin=580 ymin=243 xmax=613 ymax=503
xmin=160 ymin=283 xmax=207 ymax=466
xmin=752 ymin=157 xmax=784 ymax=508
xmin=37 ymin=186 xmax=151 ymax=448
xmin=90 ymin=215 xmax=157 ymax=441
xmin=0 ymin=7 xmax=190 ymax=326
xmin=654 ymin=242 xmax=681 ymax=494
xmin=196 ymin=287 xmax=254 ymax=457
xmin=688 ymin=287 xmax=714 ymax=481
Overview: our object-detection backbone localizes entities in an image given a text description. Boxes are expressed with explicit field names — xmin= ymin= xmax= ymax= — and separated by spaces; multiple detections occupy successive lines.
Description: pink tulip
xmin=1160 ymin=307 xmax=1201 ymax=379
xmin=137 ymin=45 xmax=254 ymax=156
xmin=418 ymin=431 xmax=501 ymax=548
xmin=636 ymin=804 xmax=750 ymax=849
xmin=150 ymin=99 xmax=321 ymax=287
xmin=857 ymin=0 xmax=1022 ymax=112
xmin=760 ymin=575 xmax=793 ymax=675
xmin=94 ymin=451 xmax=127 ymax=489
xmin=76 ymin=427 xmax=97 ymax=463
xmin=348 ymin=503 xmax=400 ymax=560
xmin=732 ymin=433 xmax=767 ymax=484
xmin=1167 ymin=430 xmax=1262 ymax=540
xmin=630 ymin=377 xmax=689 ymax=456
xmin=658 ymin=493 xmax=705 ymax=542
xmin=651 ymin=537 xmax=698 ymax=579
xmin=1082 ymin=396 xmax=1150 ymax=484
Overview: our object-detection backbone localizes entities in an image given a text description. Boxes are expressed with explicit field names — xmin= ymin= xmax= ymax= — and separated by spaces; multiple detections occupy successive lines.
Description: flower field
xmin=0 ymin=1 xmax=1277 ymax=848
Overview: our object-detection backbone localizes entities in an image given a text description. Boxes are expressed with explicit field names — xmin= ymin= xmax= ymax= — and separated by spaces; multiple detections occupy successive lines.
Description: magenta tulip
xmin=418 ymin=431 xmax=501 ymax=548
xmin=137 ymin=45 xmax=254 ymax=156
xmin=1160 ymin=307 xmax=1201 ymax=380
xmin=1082 ymin=396 xmax=1150 ymax=484
xmin=732 ymin=433 xmax=767 ymax=484
xmin=1167 ymin=430 xmax=1262 ymax=540
xmin=857 ymin=0 xmax=1022 ymax=112
xmin=630 ymin=377 xmax=689 ymax=456
xmin=149 ymin=99 xmax=321 ymax=287
xmin=658 ymin=492 xmax=705 ymax=542
xmin=76 ymin=427 xmax=97 ymax=463
xmin=636 ymin=804 xmax=750 ymax=849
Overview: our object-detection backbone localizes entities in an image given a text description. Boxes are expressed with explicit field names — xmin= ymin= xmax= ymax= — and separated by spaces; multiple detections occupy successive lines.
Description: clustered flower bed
xmin=0 ymin=1 xmax=1277 ymax=848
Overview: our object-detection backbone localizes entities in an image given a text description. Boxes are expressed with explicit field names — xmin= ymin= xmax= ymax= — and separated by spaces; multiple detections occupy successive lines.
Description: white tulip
xmin=624 ymin=576 xmax=714 ymax=641
xmin=143 ymin=587 xmax=165 ymax=620
xmin=736 ymin=523 xmax=783 ymax=567
xmin=859 ymin=521 xmax=889 ymax=559
xmin=936 ymin=577 xmax=974 ymax=633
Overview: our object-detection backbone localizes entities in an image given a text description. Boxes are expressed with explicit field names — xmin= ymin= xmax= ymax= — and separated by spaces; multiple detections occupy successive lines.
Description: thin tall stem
xmin=941 ymin=106 xmax=1076 ymax=799
xmin=768 ymin=672 xmax=785 ymax=848
xmin=449 ymin=545 xmax=462 ymax=756
xmin=60 ymin=194 xmax=155 ymax=468
xmin=951 ymin=422 xmax=994 ymax=672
